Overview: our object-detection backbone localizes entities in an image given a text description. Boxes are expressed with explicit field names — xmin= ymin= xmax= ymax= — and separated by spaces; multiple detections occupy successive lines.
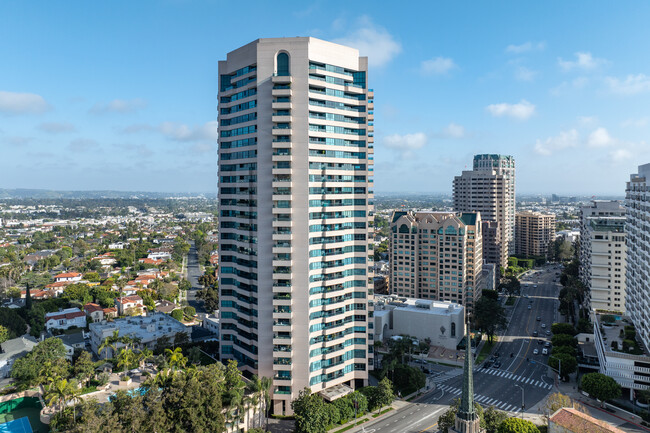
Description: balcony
xmin=272 ymin=128 xmax=292 ymax=136
xmin=272 ymin=101 xmax=292 ymax=110
xmin=272 ymin=88 xmax=292 ymax=97
xmin=272 ymin=75 xmax=292 ymax=84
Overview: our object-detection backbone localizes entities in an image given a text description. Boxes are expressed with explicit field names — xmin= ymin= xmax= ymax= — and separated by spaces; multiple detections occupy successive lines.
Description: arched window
xmin=277 ymin=52 xmax=290 ymax=76
xmin=451 ymin=322 xmax=456 ymax=337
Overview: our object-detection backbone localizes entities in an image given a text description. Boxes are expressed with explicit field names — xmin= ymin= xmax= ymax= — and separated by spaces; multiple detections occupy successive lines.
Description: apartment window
xmin=277 ymin=52 xmax=290 ymax=76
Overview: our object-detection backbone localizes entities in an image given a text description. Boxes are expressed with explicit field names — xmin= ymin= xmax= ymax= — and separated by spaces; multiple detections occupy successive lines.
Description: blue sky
xmin=2 ymin=1 xmax=650 ymax=195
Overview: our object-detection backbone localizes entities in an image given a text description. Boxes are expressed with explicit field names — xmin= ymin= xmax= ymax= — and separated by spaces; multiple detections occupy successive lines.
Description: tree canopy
xmin=581 ymin=373 xmax=622 ymax=404
xmin=474 ymin=296 xmax=507 ymax=343
xmin=497 ymin=418 xmax=540 ymax=433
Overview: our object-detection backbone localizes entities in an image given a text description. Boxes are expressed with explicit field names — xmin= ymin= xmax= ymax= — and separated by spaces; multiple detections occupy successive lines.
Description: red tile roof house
xmin=138 ymin=258 xmax=164 ymax=265
xmin=83 ymin=303 xmax=105 ymax=322
xmin=53 ymin=272 xmax=82 ymax=283
xmin=45 ymin=308 xmax=87 ymax=331
xmin=114 ymin=295 xmax=145 ymax=316
xmin=549 ymin=407 xmax=626 ymax=433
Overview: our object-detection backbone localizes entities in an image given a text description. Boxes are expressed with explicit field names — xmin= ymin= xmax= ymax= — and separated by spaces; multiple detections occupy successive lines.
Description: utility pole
xmin=515 ymin=384 xmax=525 ymax=419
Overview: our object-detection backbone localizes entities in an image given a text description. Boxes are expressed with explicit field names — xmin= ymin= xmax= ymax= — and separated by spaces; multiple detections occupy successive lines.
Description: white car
xmin=533 ymin=349 xmax=539 ymax=355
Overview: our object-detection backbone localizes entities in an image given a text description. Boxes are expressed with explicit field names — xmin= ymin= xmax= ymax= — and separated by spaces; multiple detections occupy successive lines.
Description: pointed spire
xmin=458 ymin=317 xmax=476 ymax=421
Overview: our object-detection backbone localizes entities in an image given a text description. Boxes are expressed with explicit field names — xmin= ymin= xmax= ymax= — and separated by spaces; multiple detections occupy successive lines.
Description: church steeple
xmin=452 ymin=318 xmax=484 ymax=433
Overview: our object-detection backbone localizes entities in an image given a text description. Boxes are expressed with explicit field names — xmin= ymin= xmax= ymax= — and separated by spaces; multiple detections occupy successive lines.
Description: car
xmin=546 ymin=330 xmax=551 ymax=336
xmin=536 ymin=316 xmax=541 ymax=321
xmin=484 ymin=360 xmax=494 ymax=367
xmin=528 ymin=305 xmax=532 ymax=310
xmin=542 ymin=348 xmax=549 ymax=355
xmin=494 ymin=352 xmax=500 ymax=358
xmin=545 ymin=341 xmax=551 ymax=347
xmin=538 ymin=339 xmax=544 ymax=344
xmin=493 ymin=361 xmax=501 ymax=369
xmin=533 ymin=331 xmax=538 ymax=337
xmin=533 ymin=285 xmax=538 ymax=288
xmin=533 ymin=349 xmax=539 ymax=355
xmin=422 ymin=368 xmax=432 ymax=374
xmin=541 ymin=323 xmax=546 ymax=328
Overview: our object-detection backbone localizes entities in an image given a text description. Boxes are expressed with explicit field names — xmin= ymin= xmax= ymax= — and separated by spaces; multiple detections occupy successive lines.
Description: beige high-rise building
xmin=515 ymin=211 xmax=556 ymax=257
xmin=217 ymin=37 xmax=374 ymax=414
xmin=389 ymin=211 xmax=483 ymax=312
xmin=579 ymin=201 xmax=626 ymax=313
xmin=453 ymin=154 xmax=515 ymax=268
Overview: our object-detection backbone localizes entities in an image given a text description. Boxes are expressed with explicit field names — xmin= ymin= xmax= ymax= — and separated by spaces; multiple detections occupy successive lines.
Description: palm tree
xmin=45 ymin=378 xmax=72 ymax=413
xmin=99 ymin=330 xmax=121 ymax=359
xmin=117 ymin=348 xmax=135 ymax=373
xmin=138 ymin=348 xmax=153 ymax=368
xmin=165 ymin=347 xmax=187 ymax=371
xmin=260 ymin=376 xmax=272 ymax=430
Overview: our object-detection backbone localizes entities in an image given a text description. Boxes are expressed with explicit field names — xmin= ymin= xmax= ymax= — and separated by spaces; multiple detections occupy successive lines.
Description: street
xmin=185 ymin=240 xmax=207 ymax=316
xmin=350 ymin=264 xmax=563 ymax=432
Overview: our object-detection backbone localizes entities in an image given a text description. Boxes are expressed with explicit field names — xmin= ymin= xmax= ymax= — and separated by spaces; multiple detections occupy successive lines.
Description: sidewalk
xmin=523 ymin=379 xmax=650 ymax=432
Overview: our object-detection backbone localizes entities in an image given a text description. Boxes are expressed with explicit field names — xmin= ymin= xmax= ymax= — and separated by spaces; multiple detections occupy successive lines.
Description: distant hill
xmin=0 ymin=189 xmax=216 ymax=199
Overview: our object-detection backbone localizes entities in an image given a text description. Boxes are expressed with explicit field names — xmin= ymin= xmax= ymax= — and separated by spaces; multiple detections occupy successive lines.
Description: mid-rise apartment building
xmin=389 ymin=211 xmax=482 ymax=312
xmin=626 ymin=163 xmax=650 ymax=350
xmin=453 ymin=154 xmax=515 ymax=268
xmin=579 ymin=201 xmax=626 ymax=313
xmin=217 ymin=37 xmax=374 ymax=414
xmin=515 ymin=211 xmax=556 ymax=257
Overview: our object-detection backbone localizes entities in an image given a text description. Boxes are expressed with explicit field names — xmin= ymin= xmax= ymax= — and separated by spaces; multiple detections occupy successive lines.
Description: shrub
xmin=611 ymin=341 xmax=619 ymax=351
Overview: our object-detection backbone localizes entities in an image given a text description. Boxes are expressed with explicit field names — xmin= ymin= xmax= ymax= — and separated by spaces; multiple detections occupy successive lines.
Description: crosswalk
xmin=435 ymin=384 xmax=522 ymax=413
xmin=430 ymin=369 xmax=463 ymax=384
xmin=475 ymin=367 xmax=553 ymax=389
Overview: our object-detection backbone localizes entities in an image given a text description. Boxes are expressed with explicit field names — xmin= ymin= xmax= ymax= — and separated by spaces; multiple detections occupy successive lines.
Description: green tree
xmin=63 ymin=283 xmax=93 ymax=305
xmin=551 ymin=334 xmax=578 ymax=348
xmin=474 ymin=296 xmax=507 ymax=343
xmin=483 ymin=406 xmax=508 ymax=433
xmin=375 ymin=377 xmax=395 ymax=413
xmin=73 ymin=351 xmax=95 ymax=386
xmin=11 ymin=337 xmax=69 ymax=389
xmin=198 ymin=286 xmax=219 ymax=312
xmin=548 ymin=353 xmax=577 ymax=380
xmin=292 ymin=387 xmax=328 ymax=433
xmin=0 ymin=308 xmax=27 ymax=338
xmin=183 ymin=306 xmax=196 ymax=317
xmin=581 ymin=373 xmax=622 ymax=405
xmin=171 ymin=308 xmax=184 ymax=322
xmin=497 ymin=418 xmax=540 ymax=433
xmin=165 ymin=347 xmax=187 ymax=371
xmin=542 ymin=392 xmax=589 ymax=421
xmin=0 ymin=325 xmax=8 ymax=344
xmin=551 ymin=323 xmax=577 ymax=336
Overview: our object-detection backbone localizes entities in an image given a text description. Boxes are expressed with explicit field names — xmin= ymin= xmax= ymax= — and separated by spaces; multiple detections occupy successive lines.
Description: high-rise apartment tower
xmin=217 ymin=38 xmax=374 ymax=414
xmin=579 ymin=201 xmax=626 ymax=313
xmin=389 ymin=211 xmax=483 ymax=312
xmin=515 ymin=211 xmax=556 ymax=258
xmin=453 ymin=154 xmax=515 ymax=268
xmin=625 ymin=164 xmax=650 ymax=349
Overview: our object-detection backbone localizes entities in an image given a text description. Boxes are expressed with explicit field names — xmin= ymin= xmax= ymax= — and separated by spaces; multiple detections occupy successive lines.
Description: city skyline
xmin=2 ymin=1 xmax=650 ymax=195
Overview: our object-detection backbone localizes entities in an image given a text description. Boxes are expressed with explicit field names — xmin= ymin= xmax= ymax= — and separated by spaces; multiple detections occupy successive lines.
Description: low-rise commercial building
xmin=373 ymin=296 xmax=464 ymax=350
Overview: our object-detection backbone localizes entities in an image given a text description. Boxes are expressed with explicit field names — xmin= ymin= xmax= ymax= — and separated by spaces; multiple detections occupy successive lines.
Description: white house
xmin=0 ymin=336 xmax=38 ymax=377
xmin=108 ymin=242 xmax=129 ymax=250
xmin=114 ymin=295 xmax=144 ymax=316
xmin=53 ymin=272 xmax=82 ymax=283
xmin=45 ymin=308 xmax=87 ymax=331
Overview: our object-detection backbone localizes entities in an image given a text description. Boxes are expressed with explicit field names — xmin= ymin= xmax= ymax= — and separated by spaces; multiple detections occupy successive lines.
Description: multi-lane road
xmin=350 ymin=264 xmax=562 ymax=433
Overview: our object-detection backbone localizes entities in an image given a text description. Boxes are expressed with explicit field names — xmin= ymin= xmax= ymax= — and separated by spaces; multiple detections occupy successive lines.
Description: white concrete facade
xmin=579 ymin=201 xmax=626 ymax=313
xmin=453 ymin=154 xmax=516 ymax=268
xmin=217 ymin=37 xmax=374 ymax=414
xmin=373 ymin=296 xmax=465 ymax=350
xmin=626 ymin=163 xmax=650 ymax=350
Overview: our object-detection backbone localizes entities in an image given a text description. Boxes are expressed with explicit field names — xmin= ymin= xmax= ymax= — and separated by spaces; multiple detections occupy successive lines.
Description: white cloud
xmin=37 ymin=122 xmax=75 ymax=133
xmin=587 ymin=127 xmax=615 ymax=148
xmin=610 ymin=148 xmax=633 ymax=162
xmin=606 ymin=74 xmax=650 ymax=95
xmin=486 ymin=100 xmax=535 ymax=120
xmin=383 ymin=132 xmax=427 ymax=158
xmin=420 ymin=57 xmax=457 ymax=75
xmin=0 ymin=91 xmax=50 ymax=114
xmin=441 ymin=123 xmax=465 ymax=139
xmin=621 ymin=117 xmax=650 ymax=128
xmin=534 ymin=129 xmax=579 ymax=156
xmin=558 ymin=52 xmax=606 ymax=71
xmin=159 ymin=120 xmax=217 ymax=142
xmin=333 ymin=17 xmax=401 ymax=67
xmin=514 ymin=66 xmax=538 ymax=82
xmin=89 ymin=98 xmax=147 ymax=114
xmin=505 ymin=41 xmax=546 ymax=54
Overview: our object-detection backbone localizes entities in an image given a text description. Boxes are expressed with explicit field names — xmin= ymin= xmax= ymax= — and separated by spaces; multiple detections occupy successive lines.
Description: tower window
xmin=277 ymin=52 xmax=290 ymax=76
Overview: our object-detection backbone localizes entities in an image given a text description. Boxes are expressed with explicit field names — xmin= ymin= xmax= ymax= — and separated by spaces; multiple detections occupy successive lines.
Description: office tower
xmin=453 ymin=154 xmax=516 ymax=268
xmin=626 ymin=164 xmax=650 ymax=349
xmin=515 ymin=211 xmax=556 ymax=257
xmin=389 ymin=211 xmax=483 ymax=312
xmin=217 ymin=38 xmax=374 ymax=414
xmin=480 ymin=221 xmax=502 ymax=266
xmin=579 ymin=201 xmax=626 ymax=313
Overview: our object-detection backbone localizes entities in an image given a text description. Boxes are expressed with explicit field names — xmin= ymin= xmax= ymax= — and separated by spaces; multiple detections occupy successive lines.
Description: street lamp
xmin=514 ymin=384 xmax=525 ymax=419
